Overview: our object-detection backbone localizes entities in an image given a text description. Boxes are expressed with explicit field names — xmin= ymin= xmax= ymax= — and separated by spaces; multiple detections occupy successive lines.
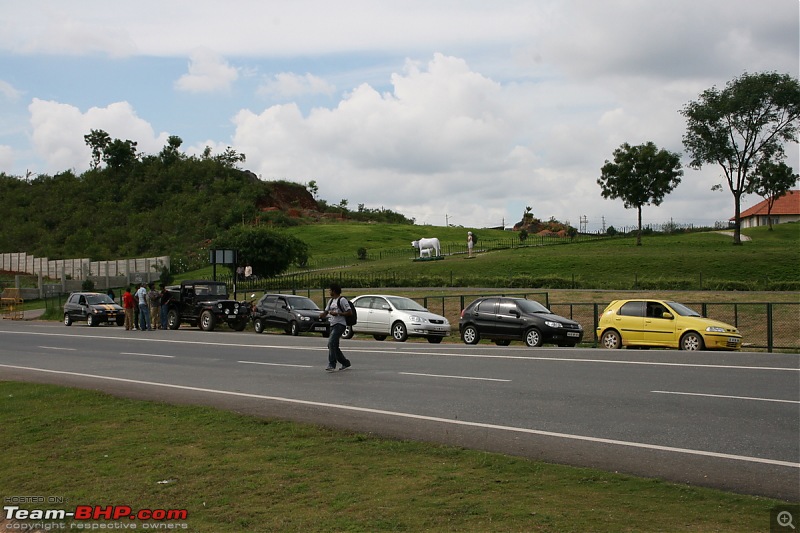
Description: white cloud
xmin=28 ymin=99 xmax=169 ymax=173
xmin=0 ymin=80 xmax=23 ymax=101
xmin=174 ymin=49 xmax=239 ymax=93
xmin=258 ymin=72 xmax=335 ymax=99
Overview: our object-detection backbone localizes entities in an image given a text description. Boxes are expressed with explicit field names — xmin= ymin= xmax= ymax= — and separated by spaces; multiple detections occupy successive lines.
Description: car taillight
xmin=459 ymin=309 xmax=465 ymax=318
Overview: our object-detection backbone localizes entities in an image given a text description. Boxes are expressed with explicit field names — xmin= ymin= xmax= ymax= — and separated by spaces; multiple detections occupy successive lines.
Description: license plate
xmin=314 ymin=326 xmax=327 ymax=331
xmin=567 ymin=332 xmax=580 ymax=337
xmin=728 ymin=337 xmax=740 ymax=344
xmin=227 ymin=314 xmax=237 ymax=319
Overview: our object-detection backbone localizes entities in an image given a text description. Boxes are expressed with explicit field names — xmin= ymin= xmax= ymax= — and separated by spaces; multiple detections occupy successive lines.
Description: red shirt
xmin=122 ymin=291 xmax=135 ymax=309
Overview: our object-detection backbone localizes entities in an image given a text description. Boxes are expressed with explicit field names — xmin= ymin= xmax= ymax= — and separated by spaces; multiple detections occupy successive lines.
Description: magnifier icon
xmin=778 ymin=510 xmax=796 ymax=530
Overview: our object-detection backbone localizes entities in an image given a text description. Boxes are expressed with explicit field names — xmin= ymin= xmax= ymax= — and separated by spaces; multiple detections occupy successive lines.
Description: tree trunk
xmin=733 ymin=193 xmax=743 ymax=245
xmin=636 ymin=206 xmax=642 ymax=246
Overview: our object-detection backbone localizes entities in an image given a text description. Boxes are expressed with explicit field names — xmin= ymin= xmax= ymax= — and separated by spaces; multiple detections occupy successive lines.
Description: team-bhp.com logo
xmin=4 ymin=504 xmax=188 ymax=526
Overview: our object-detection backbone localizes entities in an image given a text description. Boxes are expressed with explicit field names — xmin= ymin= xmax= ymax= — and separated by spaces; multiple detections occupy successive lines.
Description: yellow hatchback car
xmin=596 ymin=299 xmax=742 ymax=351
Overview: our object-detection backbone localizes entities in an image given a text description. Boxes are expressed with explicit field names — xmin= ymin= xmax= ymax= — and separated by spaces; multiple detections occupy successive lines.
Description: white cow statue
xmin=411 ymin=237 xmax=441 ymax=258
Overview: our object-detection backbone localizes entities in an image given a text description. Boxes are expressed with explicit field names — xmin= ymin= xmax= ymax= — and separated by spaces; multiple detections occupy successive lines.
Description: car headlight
xmin=545 ymin=321 xmax=563 ymax=328
xmin=408 ymin=315 xmax=425 ymax=323
xmin=300 ymin=316 xmax=311 ymax=321
xmin=705 ymin=326 xmax=726 ymax=333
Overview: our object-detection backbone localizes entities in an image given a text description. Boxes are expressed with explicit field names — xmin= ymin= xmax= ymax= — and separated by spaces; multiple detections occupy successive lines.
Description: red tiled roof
xmin=737 ymin=190 xmax=800 ymax=219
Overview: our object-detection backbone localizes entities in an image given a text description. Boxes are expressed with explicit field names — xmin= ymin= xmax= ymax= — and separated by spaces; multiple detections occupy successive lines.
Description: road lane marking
xmin=1 ymin=363 xmax=797 ymax=469
xmin=239 ymin=360 xmax=313 ymax=369
xmin=39 ymin=346 xmax=76 ymax=351
xmin=400 ymin=372 xmax=510 ymax=382
xmin=120 ymin=352 xmax=175 ymax=359
xmin=652 ymin=390 xmax=800 ymax=404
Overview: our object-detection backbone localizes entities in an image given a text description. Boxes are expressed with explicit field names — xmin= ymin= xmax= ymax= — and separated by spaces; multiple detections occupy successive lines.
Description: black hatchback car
xmin=459 ymin=297 xmax=584 ymax=347
xmin=64 ymin=292 xmax=125 ymax=327
xmin=252 ymin=294 xmax=329 ymax=336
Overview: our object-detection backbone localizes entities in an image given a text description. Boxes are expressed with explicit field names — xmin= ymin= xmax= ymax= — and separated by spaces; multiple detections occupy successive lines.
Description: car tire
xmin=64 ymin=314 xmax=72 ymax=326
xmin=199 ymin=310 xmax=216 ymax=331
xmin=391 ymin=321 xmax=408 ymax=342
xmin=87 ymin=314 xmax=97 ymax=327
xmin=680 ymin=331 xmax=704 ymax=351
xmin=289 ymin=321 xmax=300 ymax=336
xmin=232 ymin=321 xmax=247 ymax=332
xmin=495 ymin=339 xmax=511 ymax=346
xmin=373 ymin=335 xmax=387 ymax=341
xmin=462 ymin=325 xmax=480 ymax=345
xmin=116 ymin=316 xmax=125 ymax=326
xmin=600 ymin=330 xmax=622 ymax=349
xmin=167 ymin=309 xmax=180 ymax=330
xmin=427 ymin=337 xmax=443 ymax=344
xmin=342 ymin=325 xmax=354 ymax=339
xmin=525 ymin=327 xmax=543 ymax=347
xmin=253 ymin=319 xmax=265 ymax=334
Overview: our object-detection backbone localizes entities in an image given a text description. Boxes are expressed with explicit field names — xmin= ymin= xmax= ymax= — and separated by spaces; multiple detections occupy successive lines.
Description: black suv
xmin=252 ymin=294 xmax=329 ymax=336
xmin=459 ymin=297 xmax=584 ymax=347
xmin=164 ymin=280 xmax=250 ymax=331
xmin=64 ymin=292 xmax=125 ymax=327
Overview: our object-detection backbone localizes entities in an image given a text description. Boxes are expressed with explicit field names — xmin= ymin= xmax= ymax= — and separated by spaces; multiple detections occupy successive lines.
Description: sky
xmin=1 ymin=1 xmax=798 ymax=233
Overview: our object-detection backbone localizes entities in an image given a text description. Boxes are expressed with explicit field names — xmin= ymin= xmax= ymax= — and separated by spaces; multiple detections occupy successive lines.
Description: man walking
xmin=319 ymin=283 xmax=352 ymax=372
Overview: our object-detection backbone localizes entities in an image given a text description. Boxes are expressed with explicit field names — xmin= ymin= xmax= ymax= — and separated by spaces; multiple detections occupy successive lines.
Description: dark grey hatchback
xmin=459 ymin=297 xmax=584 ymax=347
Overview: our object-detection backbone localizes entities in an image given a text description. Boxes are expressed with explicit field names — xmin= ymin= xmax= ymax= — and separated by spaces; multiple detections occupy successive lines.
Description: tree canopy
xmin=598 ymin=141 xmax=683 ymax=245
xmin=680 ymin=71 xmax=800 ymax=244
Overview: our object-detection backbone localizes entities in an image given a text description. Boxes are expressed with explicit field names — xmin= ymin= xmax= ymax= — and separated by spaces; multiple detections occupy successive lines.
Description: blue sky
xmin=1 ymin=0 xmax=798 ymax=232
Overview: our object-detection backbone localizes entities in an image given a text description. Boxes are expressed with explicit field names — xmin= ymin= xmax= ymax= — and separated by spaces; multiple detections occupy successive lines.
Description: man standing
xmin=135 ymin=283 xmax=150 ymax=331
xmin=319 ymin=283 xmax=352 ymax=372
xmin=160 ymin=284 xmax=172 ymax=330
xmin=147 ymin=283 xmax=161 ymax=330
xmin=122 ymin=287 xmax=135 ymax=330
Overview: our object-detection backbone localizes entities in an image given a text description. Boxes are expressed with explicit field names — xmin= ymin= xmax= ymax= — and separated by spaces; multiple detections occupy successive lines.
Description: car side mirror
xmin=510 ymin=309 xmax=520 ymax=317
xmin=662 ymin=312 xmax=673 ymax=319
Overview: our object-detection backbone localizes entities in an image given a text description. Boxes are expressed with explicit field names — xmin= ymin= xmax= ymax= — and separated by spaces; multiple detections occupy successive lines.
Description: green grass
xmin=0 ymin=382 xmax=784 ymax=532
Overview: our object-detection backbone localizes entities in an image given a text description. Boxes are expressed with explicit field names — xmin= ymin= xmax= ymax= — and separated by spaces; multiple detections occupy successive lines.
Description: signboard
xmin=209 ymin=249 xmax=236 ymax=265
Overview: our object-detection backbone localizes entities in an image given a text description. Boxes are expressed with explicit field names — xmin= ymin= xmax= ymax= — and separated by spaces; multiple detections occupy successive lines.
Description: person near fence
xmin=135 ymin=283 xmax=151 ymax=331
xmin=122 ymin=287 xmax=135 ymax=330
xmin=319 ymin=283 xmax=352 ymax=372
xmin=467 ymin=231 xmax=474 ymax=257
xmin=147 ymin=283 xmax=161 ymax=330
xmin=160 ymin=284 xmax=172 ymax=330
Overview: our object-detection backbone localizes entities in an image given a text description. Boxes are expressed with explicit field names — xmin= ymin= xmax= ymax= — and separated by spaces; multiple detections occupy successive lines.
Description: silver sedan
xmin=342 ymin=294 xmax=451 ymax=343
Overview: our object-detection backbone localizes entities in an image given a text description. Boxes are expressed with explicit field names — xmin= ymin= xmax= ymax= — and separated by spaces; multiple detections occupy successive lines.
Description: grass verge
xmin=0 ymin=381 xmax=785 ymax=532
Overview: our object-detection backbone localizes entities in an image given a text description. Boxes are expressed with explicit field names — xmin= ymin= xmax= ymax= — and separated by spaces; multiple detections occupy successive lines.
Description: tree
xmin=681 ymin=72 xmax=800 ymax=244
xmin=214 ymin=225 xmax=309 ymax=278
xmin=159 ymin=135 xmax=184 ymax=166
xmin=84 ymin=129 xmax=111 ymax=169
xmin=750 ymin=161 xmax=799 ymax=230
xmin=598 ymin=142 xmax=683 ymax=246
xmin=103 ymin=139 xmax=139 ymax=171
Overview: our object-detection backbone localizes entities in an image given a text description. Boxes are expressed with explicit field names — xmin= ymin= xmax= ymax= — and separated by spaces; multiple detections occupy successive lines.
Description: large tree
xmin=750 ymin=161 xmax=799 ymax=230
xmin=598 ymin=142 xmax=683 ymax=246
xmin=214 ymin=225 xmax=309 ymax=278
xmin=680 ymin=72 xmax=800 ymax=244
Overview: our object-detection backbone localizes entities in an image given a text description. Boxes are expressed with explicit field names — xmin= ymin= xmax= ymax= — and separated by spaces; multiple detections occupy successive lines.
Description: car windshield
xmin=386 ymin=297 xmax=427 ymax=312
xmin=86 ymin=295 xmax=115 ymax=305
xmin=286 ymin=296 xmax=319 ymax=310
xmin=666 ymin=301 xmax=702 ymax=317
xmin=194 ymin=284 xmax=228 ymax=296
xmin=516 ymin=299 xmax=552 ymax=314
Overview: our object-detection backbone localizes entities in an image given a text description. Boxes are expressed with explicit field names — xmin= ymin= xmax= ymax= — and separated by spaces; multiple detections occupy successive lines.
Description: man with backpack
xmin=319 ymin=283 xmax=353 ymax=372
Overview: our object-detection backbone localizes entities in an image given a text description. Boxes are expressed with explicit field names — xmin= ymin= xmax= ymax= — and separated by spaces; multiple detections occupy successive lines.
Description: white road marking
xmin=652 ymin=390 xmax=800 ymax=404
xmin=39 ymin=346 xmax=76 ymax=351
xmin=120 ymin=352 xmax=175 ymax=359
xmin=1 ymin=363 xmax=797 ymax=469
xmin=239 ymin=360 xmax=313 ymax=369
xmin=400 ymin=372 xmax=510 ymax=382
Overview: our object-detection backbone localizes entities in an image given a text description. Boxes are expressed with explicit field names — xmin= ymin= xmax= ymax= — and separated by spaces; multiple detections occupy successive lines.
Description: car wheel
xmin=342 ymin=325 xmax=354 ymax=339
xmin=462 ymin=325 xmax=480 ymax=345
xmin=427 ymin=337 xmax=443 ymax=344
xmin=525 ymin=328 xmax=543 ymax=347
xmin=600 ymin=330 xmax=622 ymax=349
xmin=373 ymin=335 xmax=387 ymax=341
xmin=289 ymin=321 xmax=300 ymax=336
xmin=253 ymin=319 xmax=265 ymax=334
xmin=116 ymin=316 xmax=125 ymax=326
xmin=199 ymin=310 xmax=216 ymax=331
xmin=232 ymin=321 xmax=247 ymax=332
xmin=495 ymin=339 xmax=511 ymax=346
xmin=64 ymin=313 xmax=72 ymax=326
xmin=391 ymin=322 xmax=408 ymax=342
xmin=167 ymin=310 xmax=180 ymax=330
xmin=87 ymin=314 xmax=97 ymax=327
xmin=680 ymin=332 xmax=704 ymax=351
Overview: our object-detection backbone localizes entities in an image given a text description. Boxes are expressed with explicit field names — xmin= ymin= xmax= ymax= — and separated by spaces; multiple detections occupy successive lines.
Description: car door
xmin=369 ymin=296 xmax=394 ymax=335
xmin=495 ymin=298 xmax=525 ymax=338
xmin=275 ymin=296 xmax=291 ymax=329
xmin=260 ymin=295 xmax=280 ymax=327
xmin=76 ymin=295 xmax=89 ymax=321
xmin=613 ymin=301 xmax=646 ymax=344
xmin=469 ymin=297 xmax=499 ymax=335
xmin=351 ymin=297 xmax=375 ymax=332
xmin=644 ymin=301 xmax=678 ymax=346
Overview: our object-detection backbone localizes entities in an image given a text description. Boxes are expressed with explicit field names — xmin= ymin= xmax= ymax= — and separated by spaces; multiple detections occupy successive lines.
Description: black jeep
xmin=165 ymin=280 xmax=250 ymax=331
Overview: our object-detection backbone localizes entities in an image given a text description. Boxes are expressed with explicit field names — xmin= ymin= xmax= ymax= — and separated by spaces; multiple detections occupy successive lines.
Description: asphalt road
xmin=1 ymin=319 xmax=798 ymax=500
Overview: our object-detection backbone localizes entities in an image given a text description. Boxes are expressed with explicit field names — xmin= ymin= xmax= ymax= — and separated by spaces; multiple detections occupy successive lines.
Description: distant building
xmin=734 ymin=190 xmax=800 ymax=228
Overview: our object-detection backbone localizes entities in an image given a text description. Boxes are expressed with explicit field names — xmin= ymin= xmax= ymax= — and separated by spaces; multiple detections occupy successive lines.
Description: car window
xmin=476 ymin=298 xmax=498 ymax=313
xmin=666 ymin=301 xmax=702 ymax=317
xmin=387 ymin=297 xmax=426 ymax=312
xmin=78 ymin=296 xmax=87 ymax=305
xmin=354 ymin=297 xmax=374 ymax=309
xmin=263 ymin=295 xmax=278 ymax=307
xmin=287 ymin=296 xmax=318 ymax=310
xmin=646 ymin=302 xmax=669 ymax=318
xmin=497 ymin=299 xmax=518 ymax=316
xmin=516 ymin=299 xmax=551 ymax=314
xmin=87 ymin=294 xmax=114 ymax=305
xmin=619 ymin=301 xmax=645 ymax=317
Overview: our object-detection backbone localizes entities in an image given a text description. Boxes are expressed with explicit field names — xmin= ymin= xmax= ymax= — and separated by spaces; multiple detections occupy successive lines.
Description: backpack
xmin=472 ymin=232 xmax=478 ymax=245
xmin=338 ymin=297 xmax=358 ymax=326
